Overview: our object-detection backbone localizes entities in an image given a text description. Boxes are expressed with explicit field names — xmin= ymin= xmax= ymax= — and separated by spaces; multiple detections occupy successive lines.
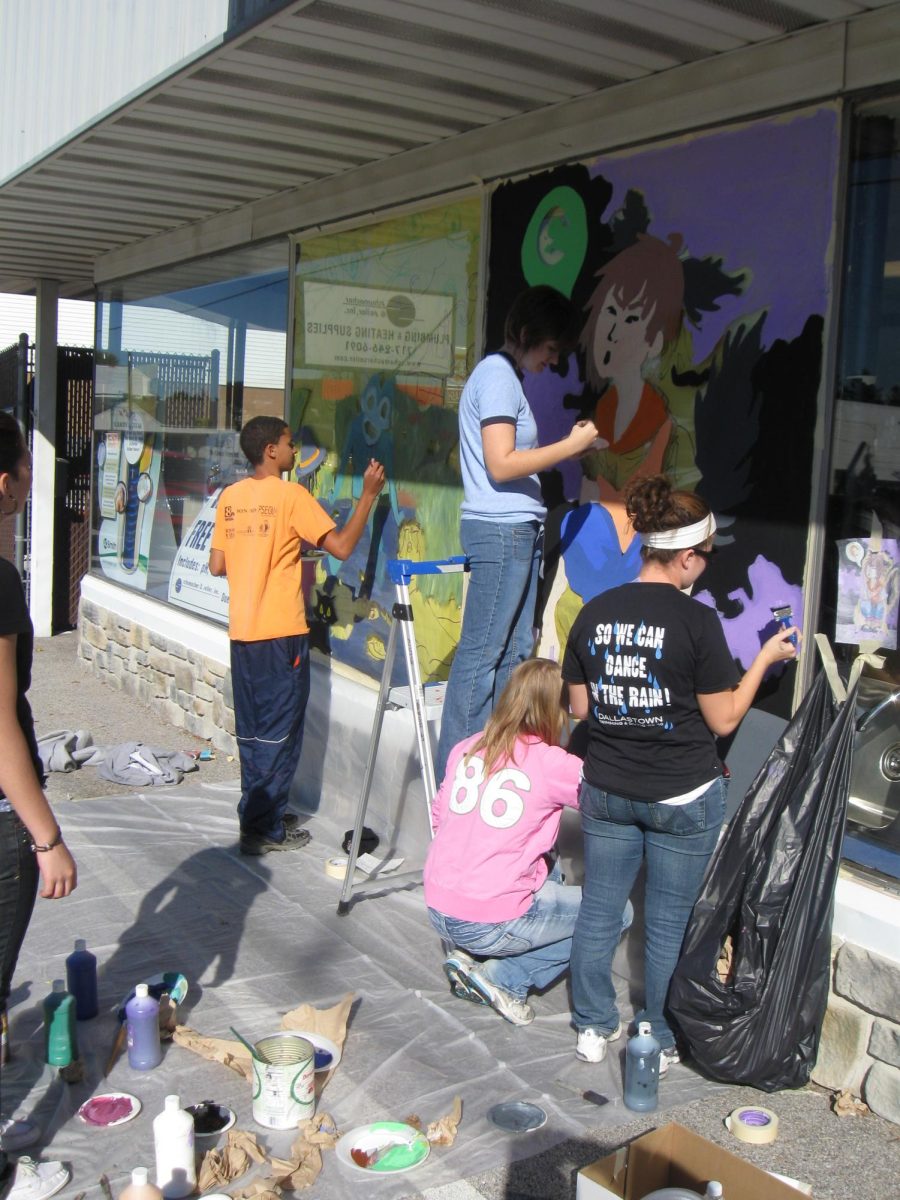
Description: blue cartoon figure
xmin=324 ymin=373 xmax=402 ymax=594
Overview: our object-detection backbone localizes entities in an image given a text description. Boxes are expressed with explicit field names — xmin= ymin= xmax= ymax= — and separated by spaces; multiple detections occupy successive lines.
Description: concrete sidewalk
xmin=26 ymin=632 xmax=900 ymax=1200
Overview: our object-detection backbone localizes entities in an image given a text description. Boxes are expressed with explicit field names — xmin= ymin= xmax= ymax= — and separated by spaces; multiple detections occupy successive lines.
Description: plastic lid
xmin=705 ymin=1185 xmax=723 ymax=1199
xmin=52 ymin=979 xmax=65 ymax=992
xmin=131 ymin=1169 xmax=149 ymax=1187
xmin=164 ymin=1095 xmax=181 ymax=1110
xmin=486 ymin=1101 xmax=547 ymax=1132
xmin=638 ymin=1021 xmax=652 ymax=1036
xmin=135 ymin=983 xmax=149 ymax=997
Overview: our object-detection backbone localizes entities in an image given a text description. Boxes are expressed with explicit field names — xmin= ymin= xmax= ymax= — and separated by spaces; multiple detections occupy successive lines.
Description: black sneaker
xmin=240 ymin=825 xmax=312 ymax=856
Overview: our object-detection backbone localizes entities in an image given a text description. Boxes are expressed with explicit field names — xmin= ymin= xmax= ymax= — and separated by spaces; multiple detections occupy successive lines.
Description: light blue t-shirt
xmin=458 ymin=354 xmax=546 ymax=523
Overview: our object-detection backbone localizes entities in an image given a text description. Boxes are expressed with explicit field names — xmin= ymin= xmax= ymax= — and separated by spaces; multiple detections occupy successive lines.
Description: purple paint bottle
xmin=126 ymin=983 xmax=162 ymax=1070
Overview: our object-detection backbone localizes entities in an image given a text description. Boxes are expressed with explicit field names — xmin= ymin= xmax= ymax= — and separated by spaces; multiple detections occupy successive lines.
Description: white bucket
xmin=251 ymin=1033 xmax=315 ymax=1129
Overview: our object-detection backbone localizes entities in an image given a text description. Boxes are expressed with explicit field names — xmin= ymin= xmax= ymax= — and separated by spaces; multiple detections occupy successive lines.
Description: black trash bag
xmin=667 ymin=668 xmax=857 ymax=1091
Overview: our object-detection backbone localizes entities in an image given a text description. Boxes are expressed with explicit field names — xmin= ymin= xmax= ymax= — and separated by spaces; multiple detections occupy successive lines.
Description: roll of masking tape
xmin=725 ymin=1106 xmax=779 ymax=1144
xmin=324 ymin=856 xmax=367 ymax=882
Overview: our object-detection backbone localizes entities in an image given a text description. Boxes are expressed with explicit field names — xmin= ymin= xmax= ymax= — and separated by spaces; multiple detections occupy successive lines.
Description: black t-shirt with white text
xmin=562 ymin=582 xmax=739 ymax=801
xmin=0 ymin=555 xmax=42 ymax=802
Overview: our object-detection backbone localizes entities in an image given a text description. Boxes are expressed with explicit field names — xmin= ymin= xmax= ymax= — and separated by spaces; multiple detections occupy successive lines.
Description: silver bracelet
xmin=31 ymin=827 xmax=63 ymax=852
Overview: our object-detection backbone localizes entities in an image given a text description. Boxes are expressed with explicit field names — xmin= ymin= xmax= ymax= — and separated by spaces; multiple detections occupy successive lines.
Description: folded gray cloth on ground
xmin=97 ymin=741 xmax=199 ymax=786
xmin=37 ymin=729 xmax=106 ymax=773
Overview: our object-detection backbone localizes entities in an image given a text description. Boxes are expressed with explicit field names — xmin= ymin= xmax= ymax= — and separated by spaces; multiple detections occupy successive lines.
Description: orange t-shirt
xmin=210 ymin=475 xmax=335 ymax=642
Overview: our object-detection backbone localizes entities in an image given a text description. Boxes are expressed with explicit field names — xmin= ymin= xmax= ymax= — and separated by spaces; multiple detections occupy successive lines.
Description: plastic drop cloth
xmin=6 ymin=781 xmax=725 ymax=1199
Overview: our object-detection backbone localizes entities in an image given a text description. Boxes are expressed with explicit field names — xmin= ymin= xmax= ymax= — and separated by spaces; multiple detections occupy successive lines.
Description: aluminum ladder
xmin=337 ymin=555 xmax=468 ymax=913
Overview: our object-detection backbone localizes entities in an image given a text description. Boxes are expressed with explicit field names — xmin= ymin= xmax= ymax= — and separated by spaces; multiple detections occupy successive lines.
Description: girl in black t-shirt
xmin=562 ymin=475 xmax=798 ymax=1071
xmin=0 ymin=413 xmax=77 ymax=1170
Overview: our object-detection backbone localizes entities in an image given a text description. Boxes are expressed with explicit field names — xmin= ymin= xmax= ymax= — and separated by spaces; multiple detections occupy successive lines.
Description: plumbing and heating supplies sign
xmin=302 ymin=281 xmax=454 ymax=375
xmin=167 ymin=488 xmax=230 ymax=624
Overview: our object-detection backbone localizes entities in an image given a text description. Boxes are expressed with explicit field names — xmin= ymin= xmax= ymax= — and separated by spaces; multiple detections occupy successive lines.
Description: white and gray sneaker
xmin=0 ymin=1115 xmax=41 ymax=1151
xmin=658 ymin=1045 xmax=681 ymax=1076
xmin=6 ymin=1158 xmax=70 ymax=1200
xmin=575 ymin=1023 xmax=622 ymax=1063
xmin=465 ymin=965 xmax=534 ymax=1026
xmin=443 ymin=950 xmax=488 ymax=1006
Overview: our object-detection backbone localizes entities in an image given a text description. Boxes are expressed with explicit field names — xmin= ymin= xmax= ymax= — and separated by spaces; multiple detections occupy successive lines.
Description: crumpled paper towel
xmin=173 ymin=992 xmax=353 ymax=1085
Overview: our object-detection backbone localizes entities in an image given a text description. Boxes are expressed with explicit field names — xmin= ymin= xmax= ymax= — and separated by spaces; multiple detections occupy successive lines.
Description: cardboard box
xmin=576 ymin=1122 xmax=808 ymax=1199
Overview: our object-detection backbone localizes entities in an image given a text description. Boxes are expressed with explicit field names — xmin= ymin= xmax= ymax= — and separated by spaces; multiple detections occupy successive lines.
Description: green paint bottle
xmin=43 ymin=978 xmax=77 ymax=1067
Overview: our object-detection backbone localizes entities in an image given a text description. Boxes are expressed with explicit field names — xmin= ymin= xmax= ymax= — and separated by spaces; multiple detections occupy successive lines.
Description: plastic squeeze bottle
xmin=118 ymin=1168 xmax=163 ymax=1200
xmin=66 ymin=938 xmax=99 ymax=1020
xmin=125 ymin=983 xmax=162 ymax=1070
xmin=43 ymin=979 xmax=77 ymax=1067
xmin=153 ymin=1095 xmax=196 ymax=1199
xmin=623 ymin=1020 xmax=661 ymax=1112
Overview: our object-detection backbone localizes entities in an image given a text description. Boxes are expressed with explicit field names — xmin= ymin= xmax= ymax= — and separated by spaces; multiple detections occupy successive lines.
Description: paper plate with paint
xmin=288 ymin=1030 xmax=341 ymax=1072
xmin=186 ymin=1101 xmax=236 ymax=1137
xmin=77 ymin=1093 xmax=142 ymax=1127
xmin=336 ymin=1122 xmax=429 ymax=1174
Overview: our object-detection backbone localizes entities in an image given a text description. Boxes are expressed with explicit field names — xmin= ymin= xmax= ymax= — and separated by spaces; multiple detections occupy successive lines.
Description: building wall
xmin=0 ymin=0 xmax=229 ymax=181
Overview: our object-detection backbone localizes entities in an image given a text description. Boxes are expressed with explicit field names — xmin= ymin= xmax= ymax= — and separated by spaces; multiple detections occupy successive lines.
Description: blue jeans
xmin=435 ymin=519 xmax=542 ymax=781
xmin=428 ymin=865 xmax=582 ymax=999
xmin=0 ymin=811 xmax=39 ymax=1014
xmin=231 ymin=635 xmax=310 ymax=842
xmin=571 ymin=776 xmax=727 ymax=1049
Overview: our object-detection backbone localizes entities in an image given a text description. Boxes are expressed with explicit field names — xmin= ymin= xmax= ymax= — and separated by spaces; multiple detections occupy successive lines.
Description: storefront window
xmin=290 ymin=197 xmax=482 ymax=682
xmin=824 ymin=100 xmax=900 ymax=879
xmin=91 ymin=241 xmax=289 ymax=619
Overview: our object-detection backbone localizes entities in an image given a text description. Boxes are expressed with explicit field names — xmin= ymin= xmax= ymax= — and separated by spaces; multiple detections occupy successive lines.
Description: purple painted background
xmin=528 ymin=107 xmax=840 ymax=489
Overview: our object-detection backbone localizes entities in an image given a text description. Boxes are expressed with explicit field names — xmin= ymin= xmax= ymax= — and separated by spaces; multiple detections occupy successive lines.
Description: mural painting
xmin=290 ymin=199 xmax=481 ymax=682
xmin=488 ymin=107 xmax=840 ymax=716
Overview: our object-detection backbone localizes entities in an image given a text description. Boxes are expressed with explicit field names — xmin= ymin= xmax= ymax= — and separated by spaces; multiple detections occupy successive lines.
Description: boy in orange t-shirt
xmin=210 ymin=416 xmax=385 ymax=855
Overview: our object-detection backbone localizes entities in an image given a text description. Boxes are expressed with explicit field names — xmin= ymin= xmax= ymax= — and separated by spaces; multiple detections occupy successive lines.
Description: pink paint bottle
xmin=119 ymin=1168 xmax=163 ymax=1200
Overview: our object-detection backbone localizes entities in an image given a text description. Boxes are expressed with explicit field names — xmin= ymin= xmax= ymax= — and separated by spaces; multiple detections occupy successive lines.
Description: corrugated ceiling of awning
xmin=0 ymin=0 xmax=890 ymax=296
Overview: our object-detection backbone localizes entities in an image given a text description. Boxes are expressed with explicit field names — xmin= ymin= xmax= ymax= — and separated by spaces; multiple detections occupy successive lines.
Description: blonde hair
xmin=465 ymin=658 xmax=568 ymax=775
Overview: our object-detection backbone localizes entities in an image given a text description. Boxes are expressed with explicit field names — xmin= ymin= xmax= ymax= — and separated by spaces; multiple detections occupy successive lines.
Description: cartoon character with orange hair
xmin=578 ymin=233 xmax=694 ymax=503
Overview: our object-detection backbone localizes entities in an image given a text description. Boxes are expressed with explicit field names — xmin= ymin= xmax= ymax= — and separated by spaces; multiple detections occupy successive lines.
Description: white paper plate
xmin=335 ymin=1122 xmax=430 ymax=1175
xmin=288 ymin=1029 xmax=341 ymax=1073
xmin=77 ymin=1093 xmax=142 ymax=1127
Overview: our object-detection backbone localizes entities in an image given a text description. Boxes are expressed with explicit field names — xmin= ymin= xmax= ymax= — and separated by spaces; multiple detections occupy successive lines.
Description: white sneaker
xmin=7 ymin=1157 xmax=70 ymax=1200
xmin=465 ymin=966 xmax=534 ymax=1026
xmin=658 ymin=1045 xmax=681 ymax=1076
xmin=443 ymin=951 xmax=488 ymax=1006
xmin=575 ymin=1023 xmax=622 ymax=1063
xmin=0 ymin=1115 xmax=41 ymax=1151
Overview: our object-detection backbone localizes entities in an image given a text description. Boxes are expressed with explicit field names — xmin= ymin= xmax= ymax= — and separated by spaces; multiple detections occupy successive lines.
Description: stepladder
xmin=337 ymin=555 xmax=468 ymax=913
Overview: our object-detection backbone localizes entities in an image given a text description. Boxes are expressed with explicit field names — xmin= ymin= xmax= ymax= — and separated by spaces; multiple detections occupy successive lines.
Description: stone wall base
xmin=812 ymin=940 xmax=900 ymax=1124
xmin=78 ymin=595 xmax=237 ymax=755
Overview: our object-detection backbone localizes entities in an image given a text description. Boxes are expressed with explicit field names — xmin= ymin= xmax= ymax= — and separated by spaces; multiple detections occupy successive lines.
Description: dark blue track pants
xmin=230 ymin=634 xmax=310 ymax=842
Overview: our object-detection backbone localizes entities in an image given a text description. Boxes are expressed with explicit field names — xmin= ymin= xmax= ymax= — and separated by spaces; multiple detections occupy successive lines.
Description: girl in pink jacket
xmin=425 ymin=659 xmax=599 ymax=1026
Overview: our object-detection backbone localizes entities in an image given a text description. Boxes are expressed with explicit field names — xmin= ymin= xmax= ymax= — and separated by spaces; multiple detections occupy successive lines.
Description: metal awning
xmin=0 ymin=0 xmax=894 ymax=297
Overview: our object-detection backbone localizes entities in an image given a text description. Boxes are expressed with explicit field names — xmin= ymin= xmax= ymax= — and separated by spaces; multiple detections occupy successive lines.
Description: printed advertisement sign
xmin=167 ymin=488 xmax=230 ymax=624
xmin=302 ymin=281 xmax=454 ymax=375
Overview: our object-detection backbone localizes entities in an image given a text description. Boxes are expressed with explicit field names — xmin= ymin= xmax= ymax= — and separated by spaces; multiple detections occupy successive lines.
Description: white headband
xmin=644 ymin=513 xmax=717 ymax=550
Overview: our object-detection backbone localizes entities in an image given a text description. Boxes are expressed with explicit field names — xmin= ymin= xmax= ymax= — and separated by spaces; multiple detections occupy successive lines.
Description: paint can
xmin=251 ymin=1033 xmax=315 ymax=1129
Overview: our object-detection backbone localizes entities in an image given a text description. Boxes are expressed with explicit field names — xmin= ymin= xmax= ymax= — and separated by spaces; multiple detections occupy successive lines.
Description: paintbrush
xmin=104 ymin=1023 xmax=127 ymax=1076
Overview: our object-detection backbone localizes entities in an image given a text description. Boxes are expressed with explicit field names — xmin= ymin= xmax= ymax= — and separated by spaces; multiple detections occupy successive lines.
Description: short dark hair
xmin=239 ymin=416 xmax=288 ymax=466
xmin=504 ymin=285 xmax=581 ymax=354
xmin=0 ymin=412 xmax=27 ymax=476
